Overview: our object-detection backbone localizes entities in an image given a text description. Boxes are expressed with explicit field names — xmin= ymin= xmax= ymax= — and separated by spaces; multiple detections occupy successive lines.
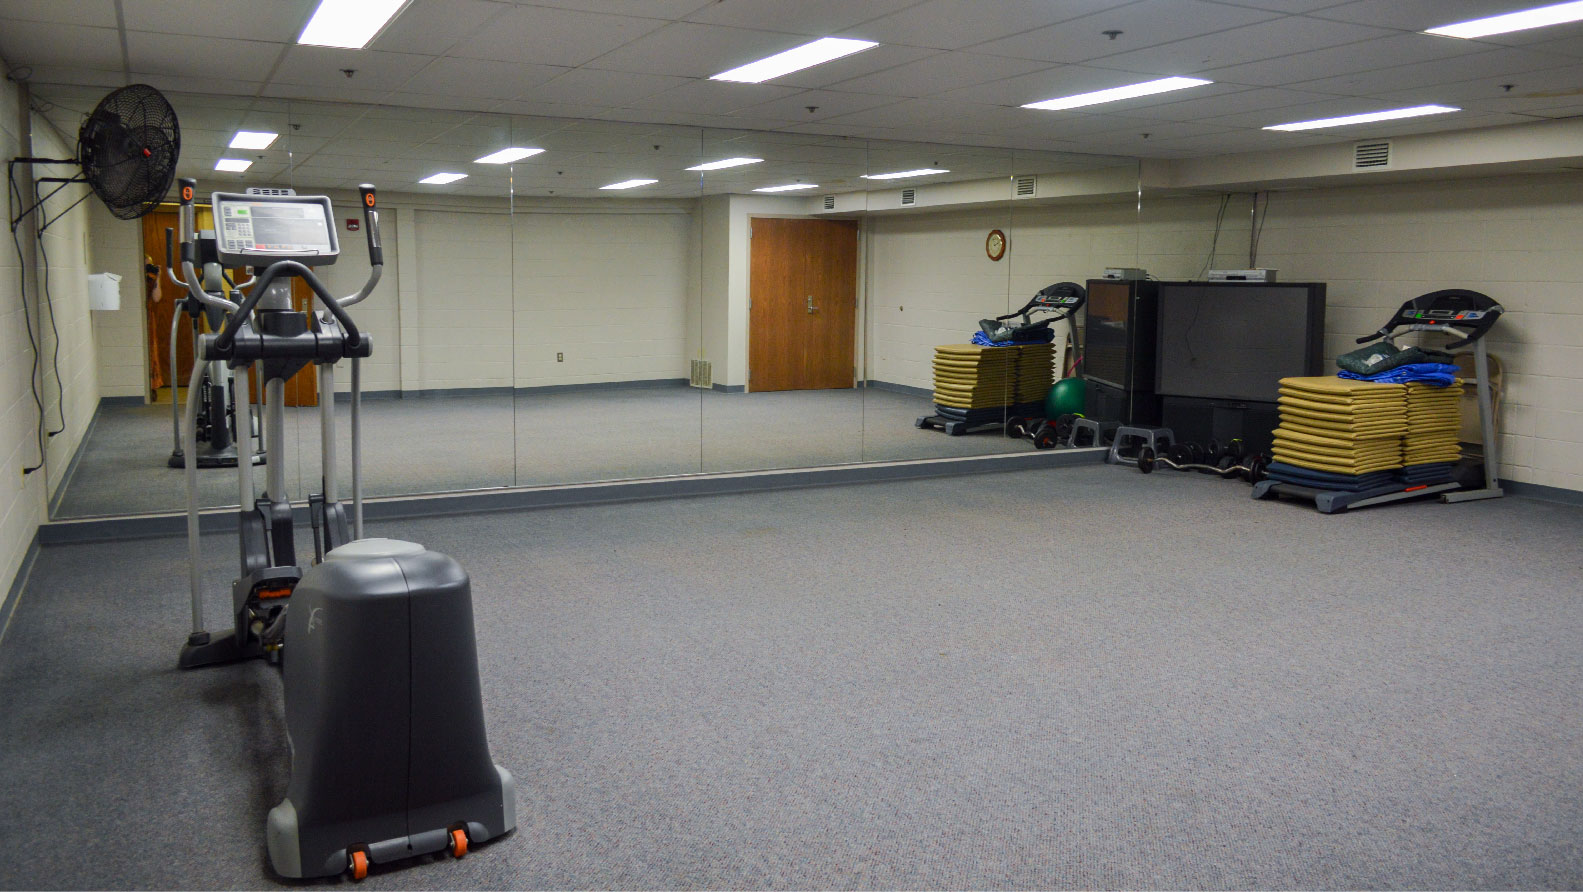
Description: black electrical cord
xmin=8 ymin=164 xmax=47 ymax=473
xmin=1198 ymin=193 xmax=1231 ymax=279
xmin=36 ymin=230 xmax=66 ymax=437
xmin=1250 ymin=190 xmax=1273 ymax=267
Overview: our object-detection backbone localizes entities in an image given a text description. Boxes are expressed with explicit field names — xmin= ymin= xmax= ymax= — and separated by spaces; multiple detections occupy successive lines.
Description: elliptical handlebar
xmin=171 ymin=178 xmax=384 ymax=346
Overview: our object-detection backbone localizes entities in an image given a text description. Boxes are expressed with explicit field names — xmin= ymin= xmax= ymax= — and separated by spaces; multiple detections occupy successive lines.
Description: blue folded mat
xmin=970 ymin=330 xmax=1055 ymax=347
xmin=1267 ymin=462 xmax=1400 ymax=492
xmin=1337 ymin=362 xmax=1459 ymax=386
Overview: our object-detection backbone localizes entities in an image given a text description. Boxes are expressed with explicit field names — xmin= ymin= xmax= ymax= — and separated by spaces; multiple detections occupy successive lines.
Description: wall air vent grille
xmin=689 ymin=359 xmax=712 ymax=389
xmin=900 ymin=188 xmax=916 ymax=206
xmin=1353 ymin=141 xmax=1391 ymax=169
xmin=1015 ymin=175 xmax=1036 ymax=197
xmin=823 ymin=195 xmax=835 ymax=210
xmin=245 ymin=187 xmax=295 ymax=196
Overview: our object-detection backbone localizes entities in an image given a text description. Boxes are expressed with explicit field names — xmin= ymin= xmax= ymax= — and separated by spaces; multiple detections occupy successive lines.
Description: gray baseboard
xmin=334 ymin=379 xmax=691 ymax=402
xmin=0 ymin=531 xmax=41 ymax=646
xmin=1500 ymin=479 xmax=1583 ymax=507
xmin=99 ymin=395 xmax=145 ymax=408
xmin=711 ymin=383 xmax=746 ymax=394
xmin=864 ymin=380 xmax=932 ymax=398
xmin=37 ymin=447 xmax=1107 ymax=545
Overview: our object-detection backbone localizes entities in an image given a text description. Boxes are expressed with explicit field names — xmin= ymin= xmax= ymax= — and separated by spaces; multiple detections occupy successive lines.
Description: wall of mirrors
xmin=41 ymin=87 xmax=1144 ymax=520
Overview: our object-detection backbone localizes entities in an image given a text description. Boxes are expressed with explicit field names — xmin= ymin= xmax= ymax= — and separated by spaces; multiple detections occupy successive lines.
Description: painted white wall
xmin=85 ymin=200 xmax=146 ymax=399
xmin=2 ymin=80 xmax=100 ymax=599
xmin=511 ymin=209 xmax=693 ymax=387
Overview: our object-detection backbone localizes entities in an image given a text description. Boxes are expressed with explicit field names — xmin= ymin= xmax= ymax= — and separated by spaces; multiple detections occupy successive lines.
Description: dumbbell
xmin=1137 ymin=446 xmax=1268 ymax=483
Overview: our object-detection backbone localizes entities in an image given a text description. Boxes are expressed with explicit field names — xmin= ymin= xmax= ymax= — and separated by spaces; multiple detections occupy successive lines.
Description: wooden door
xmin=142 ymin=210 xmax=187 ymax=394
xmin=747 ymin=218 xmax=858 ymax=392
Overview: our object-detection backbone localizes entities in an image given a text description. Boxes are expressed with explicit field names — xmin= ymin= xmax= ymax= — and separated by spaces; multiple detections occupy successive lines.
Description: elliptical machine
xmin=171 ymin=178 xmax=515 ymax=879
xmin=162 ymin=227 xmax=265 ymax=469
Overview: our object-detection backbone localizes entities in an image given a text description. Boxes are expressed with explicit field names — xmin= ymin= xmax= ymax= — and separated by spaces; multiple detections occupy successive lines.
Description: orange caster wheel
xmin=349 ymin=849 xmax=369 ymax=880
xmin=449 ymin=827 xmax=469 ymax=858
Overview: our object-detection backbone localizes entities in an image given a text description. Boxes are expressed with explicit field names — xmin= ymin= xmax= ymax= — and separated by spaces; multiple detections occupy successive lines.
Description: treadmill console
xmin=211 ymin=192 xmax=339 ymax=268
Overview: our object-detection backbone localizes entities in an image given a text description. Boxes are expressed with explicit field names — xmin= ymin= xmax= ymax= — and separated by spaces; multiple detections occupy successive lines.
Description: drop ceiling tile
xmin=1313 ymin=0 xmax=1546 ymax=32
xmin=825 ymin=52 xmax=1053 ymax=98
xmin=1207 ymin=94 xmax=1399 ymax=126
xmin=375 ymin=92 xmax=505 ymax=113
xmin=1076 ymin=84 xmax=1296 ymax=121
xmin=935 ymin=64 xmax=1156 ymax=106
xmin=451 ymin=5 xmax=669 ymax=68
xmin=126 ymin=31 xmax=281 ymax=81
xmin=1299 ymin=45 xmax=1580 ymax=95
xmin=1203 ymin=32 xmax=1476 ymax=87
xmin=122 ymin=0 xmax=313 ymax=41
xmin=1090 ymin=15 xmax=1394 ymax=75
xmin=25 ymin=66 xmax=126 ymax=89
xmin=683 ymin=0 xmax=919 ymax=35
xmin=399 ymin=58 xmax=568 ymax=99
xmin=0 ymin=22 xmax=122 ymax=69
xmin=1204 ymin=0 xmax=1353 ymax=11
xmin=820 ymin=97 xmax=1032 ymax=132
xmin=269 ymin=47 xmax=435 ymax=92
xmin=770 ymin=43 xmax=939 ymax=89
xmin=259 ymin=83 xmax=403 ymax=105
xmin=639 ymin=79 xmax=803 ymax=115
xmin=970 ymin=0 xmax=1281 ymax=64
xmin=518 ymin=0 xmax=717 ymax=20
xmin=0 ymin=0 xmax=115 ymax=26
xmin=127 ymin=73 xmax=264 ymax=98
xmin=580 ymin=21 xmax=813 ymax=77
xmin=839 ymin=0 xmax=1135 ymax=51
xmin=528 ymin=68 xmax=690 ymax=107
xmin=371 ymin=0 xmax=507 ymax=55
xmin=730 ymin=89 xmax=904 ymax=122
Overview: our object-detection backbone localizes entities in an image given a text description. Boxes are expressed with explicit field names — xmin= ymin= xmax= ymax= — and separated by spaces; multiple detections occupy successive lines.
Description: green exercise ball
xmin=1045 ymin=376 xmax=1085 ymax=418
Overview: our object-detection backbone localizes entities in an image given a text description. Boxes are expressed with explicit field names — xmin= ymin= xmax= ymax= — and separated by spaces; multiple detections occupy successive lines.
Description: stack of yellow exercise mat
xmin=1403 ymin=381 xmax=1465 ymax=467
xmin=1273 ymin=377 xmax=1408 ymax=475
xmin=930 ymin=343 xmax=1055 ymax=412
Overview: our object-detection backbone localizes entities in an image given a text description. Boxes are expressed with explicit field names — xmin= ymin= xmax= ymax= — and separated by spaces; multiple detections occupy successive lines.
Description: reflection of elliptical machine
xmin=171 ymin=179 xmax=514 ymax=880
xmin=163 ymin=228 xmax=264 ymax=468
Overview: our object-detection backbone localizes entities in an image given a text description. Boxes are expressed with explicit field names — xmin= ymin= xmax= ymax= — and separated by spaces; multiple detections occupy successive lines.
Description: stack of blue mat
xmin=1398 ymin=462 xmax=1456 ymax=485
xmin=1265 ymin=462 xmax=1401 ymax=493
xmin=930 ymin=402 xmax=1042 ymax=425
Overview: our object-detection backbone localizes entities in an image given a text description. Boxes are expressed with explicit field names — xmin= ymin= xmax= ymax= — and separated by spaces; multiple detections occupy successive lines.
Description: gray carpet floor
xmin=4 ymin=465 xmax=1581 ymax=889
xmin=53 ymin=387 xmax=1028 ymax=518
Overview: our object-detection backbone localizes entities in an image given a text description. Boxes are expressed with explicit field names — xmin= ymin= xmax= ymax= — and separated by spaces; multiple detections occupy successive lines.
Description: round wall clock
xmin=986 ymin=229 xmax=1006 ymax=261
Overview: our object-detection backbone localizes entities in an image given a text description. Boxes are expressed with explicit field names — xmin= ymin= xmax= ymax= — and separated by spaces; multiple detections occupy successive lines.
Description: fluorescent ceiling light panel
xmin=686 ymin=157 xmax=764 ymax=171
xmin=753 ymin=183 xmax=820 ymax=192
xmin=1426 ymin=0 xmax=1583 ymax=38
xmin=1264 ymin=104 xmax=1460 ymax=131
xmin=419 ymin=172 xmax=467 ymax=184
xmin=475 ymin=147 xmax=544 ymax=164
xmin=229 ymin=131 xmax=278 ymax=150
xmin=861 ymin=168 xmax=948 ymax=180
xmin=298 ymin=0 xmax=408 ymax=49
xmin=710 ymin=37 xmax=878 ymax=83
xmin=214 ymin=159 xmax=252 ymax=172
xmin=600 ymin=179 xmax=659 ymax=190
xmin=1022 ymin=76 xmax=1213 ymax=111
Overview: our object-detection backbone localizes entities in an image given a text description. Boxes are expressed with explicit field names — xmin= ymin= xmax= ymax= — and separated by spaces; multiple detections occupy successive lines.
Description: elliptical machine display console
xmin=171 ymin=178 xmax=515 ymax=879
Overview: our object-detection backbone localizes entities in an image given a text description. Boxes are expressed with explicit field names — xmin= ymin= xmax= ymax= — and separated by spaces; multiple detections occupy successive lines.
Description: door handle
xmin=807 ymin=294 xmax=817 ymax=314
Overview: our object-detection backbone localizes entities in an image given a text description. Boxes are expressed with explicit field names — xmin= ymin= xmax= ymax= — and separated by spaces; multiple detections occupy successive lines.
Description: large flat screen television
xmin=1154 ymin=282 xmax=1325 ymax=402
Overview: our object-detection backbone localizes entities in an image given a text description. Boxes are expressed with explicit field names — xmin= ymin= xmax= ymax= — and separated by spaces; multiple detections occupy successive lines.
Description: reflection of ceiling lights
xmin=686 ymin=157 xmax=763 ymax=171
xmin=419 ymin=172 xmax=467 ymax=184
xmin=1427 ymin=1 xmax=1583 ymax=38
xmin=861 ymin=168 xmax=948 ymax=180
xmin=475 ymin=147 xmax=544 ymax=164
xmin=1264 ymin=105 xmax=1459 ymax=131
xmin=600 ymin=179 xmax=659 ymax=190
xmin=711 ymin=37 xmax=878 ymax=83
xmin=298 ymin=0 xmax=408 ymax=49
xmin=754 ymin=183 xmax=820 ymax=192
xmin=1022 ymin=76 xmax=1212 ymax=110
xmin=214 ymin=159 xmax=252 ymax=172
xmin=229 ymin=131 xmax=278 ymax=150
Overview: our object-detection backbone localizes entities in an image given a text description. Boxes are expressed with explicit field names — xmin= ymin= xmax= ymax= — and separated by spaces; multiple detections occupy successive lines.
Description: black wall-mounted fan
xmin=77 ymin=83 xmax=182 ymax=219
xmin=9 ymin=82 xmax=181 ymax=226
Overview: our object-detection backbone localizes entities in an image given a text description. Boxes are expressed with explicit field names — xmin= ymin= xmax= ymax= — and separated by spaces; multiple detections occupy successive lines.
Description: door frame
xmin=744 ymin=214 xmax=866 ymax=394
